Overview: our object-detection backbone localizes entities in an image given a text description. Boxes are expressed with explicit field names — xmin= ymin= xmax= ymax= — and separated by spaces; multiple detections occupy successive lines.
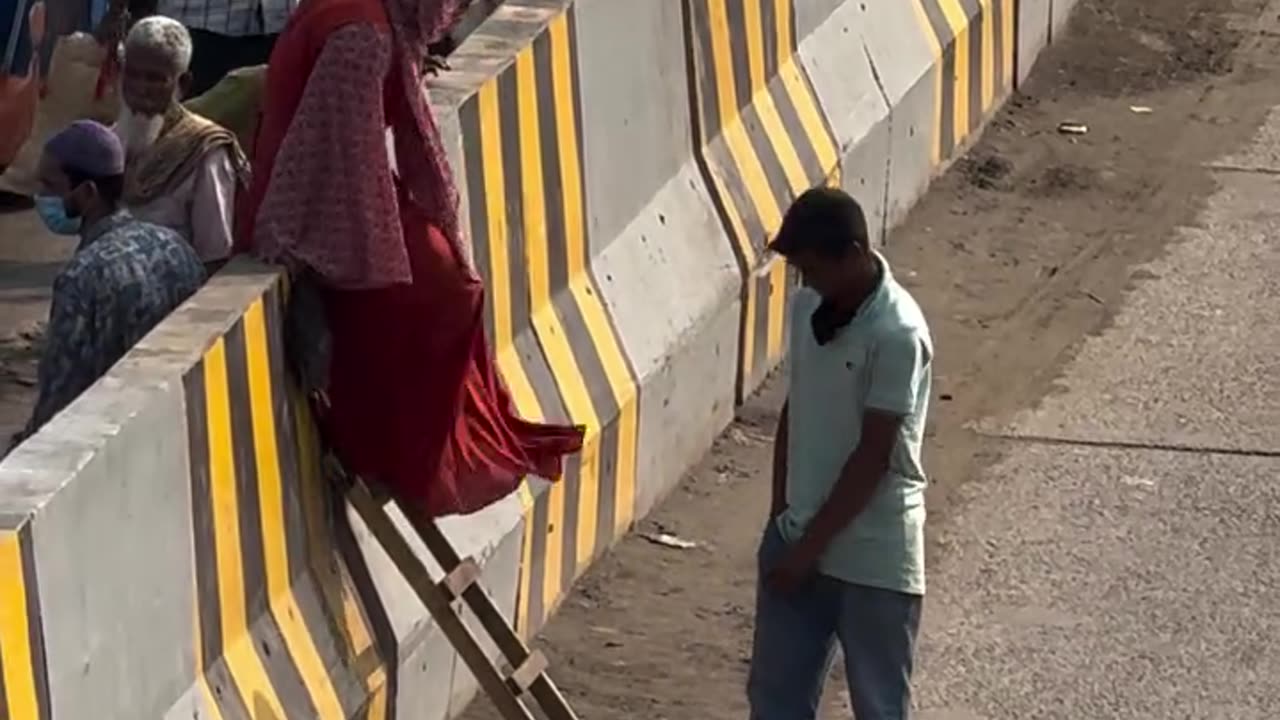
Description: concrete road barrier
xmin=0 ymin=1 xmax=1079 ymax=718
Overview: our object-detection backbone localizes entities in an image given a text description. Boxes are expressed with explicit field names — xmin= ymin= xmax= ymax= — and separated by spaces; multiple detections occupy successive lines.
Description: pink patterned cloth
xmin=251 ymin=0 xmax=469 ymax=290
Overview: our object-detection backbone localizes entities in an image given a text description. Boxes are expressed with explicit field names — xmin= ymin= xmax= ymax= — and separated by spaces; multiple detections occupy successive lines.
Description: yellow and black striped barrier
xmin=182 ymin=280 xmax=392 ymax=720
xmin=448 ymin=2 xmax=641 ymax=638
xmin=683 ymin=0 xmax=841 ymax=401
xmin=914 ymin=0 xmax=1018 ymax=165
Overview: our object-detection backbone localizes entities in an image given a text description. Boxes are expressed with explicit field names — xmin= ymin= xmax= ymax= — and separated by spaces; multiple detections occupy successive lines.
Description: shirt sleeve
xmin=252 ymin=22 xmax=410 ymax=289
xmin=864 ymin=328 xmax=927 ymax=417
xmin=23 ymin=271 xmax=96 ymax=438
xmin=189 ymin=146 xmax=236 ymax=262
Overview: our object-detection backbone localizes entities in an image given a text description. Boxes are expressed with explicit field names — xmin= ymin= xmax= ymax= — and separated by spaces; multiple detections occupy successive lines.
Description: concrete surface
xmin=920 ymin=96 xmax=1280 ymax=720
xmin=1051 ymin=0 xmax=1079 ymax=38
xmin=798 ymin=0 xmax=892 ymax=240
xmin=573 ymin=0 xmax=742 ymax=521
xmin=859 ymin=1 xmax=942 ymax=234
xmin=1017 ymin=0 xmax=1052 ymax=83
xmin=985 ymin=162 xmax=1280 ymax=453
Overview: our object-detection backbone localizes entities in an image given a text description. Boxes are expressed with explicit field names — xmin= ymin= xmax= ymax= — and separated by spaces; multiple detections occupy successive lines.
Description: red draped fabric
xmin=237 ymin=0 xmax=582 ymax=516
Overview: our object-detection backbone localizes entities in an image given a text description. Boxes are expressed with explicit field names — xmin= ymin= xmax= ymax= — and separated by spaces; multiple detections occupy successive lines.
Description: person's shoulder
xmin=879 ymin=265 xmax=928 ymax=327
xmin=113 ymin=218 xmax=186 ymax=244
xmin=871 ymin=278 xmax=931 ymax=353
xmin=53 ymin=251 xmax=96 ymax=290
xmin=111 ymin=220 xmax=200 ymax=260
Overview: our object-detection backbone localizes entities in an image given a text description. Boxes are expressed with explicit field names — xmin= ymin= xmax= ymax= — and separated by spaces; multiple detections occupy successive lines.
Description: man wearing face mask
xmin=10 ymin=120 xmax=204 ymax=451
xmin=118 ymin=15 xmax=246 ymax=268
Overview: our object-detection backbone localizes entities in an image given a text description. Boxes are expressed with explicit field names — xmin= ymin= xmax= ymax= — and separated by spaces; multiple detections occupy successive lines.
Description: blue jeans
xmin=747 ymin=523 xmax=922 ymax=720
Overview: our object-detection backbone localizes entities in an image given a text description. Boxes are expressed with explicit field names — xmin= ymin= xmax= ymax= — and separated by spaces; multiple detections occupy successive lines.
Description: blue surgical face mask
xmin=34 ymin=195 xmax=82 ymax=236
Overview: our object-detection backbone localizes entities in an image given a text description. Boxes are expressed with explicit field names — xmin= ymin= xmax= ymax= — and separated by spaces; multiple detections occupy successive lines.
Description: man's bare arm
xmin=770 ymin=400 xmax=789 ymax=517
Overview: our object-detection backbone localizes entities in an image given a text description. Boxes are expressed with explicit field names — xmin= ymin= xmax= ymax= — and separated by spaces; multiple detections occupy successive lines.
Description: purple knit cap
xmin=45 ymin=120 xmax=125 ymax=177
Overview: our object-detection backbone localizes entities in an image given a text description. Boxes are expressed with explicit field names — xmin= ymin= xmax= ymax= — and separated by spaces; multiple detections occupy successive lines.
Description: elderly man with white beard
xmin=117 ymin=15 xmax=246 ymax=268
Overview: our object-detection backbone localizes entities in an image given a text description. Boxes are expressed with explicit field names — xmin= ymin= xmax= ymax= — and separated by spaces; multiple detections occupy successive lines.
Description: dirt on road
xmin=462 ymin=0 xmax=1280 ymax=717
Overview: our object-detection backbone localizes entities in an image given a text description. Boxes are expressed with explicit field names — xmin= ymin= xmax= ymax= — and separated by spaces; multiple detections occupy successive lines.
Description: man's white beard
xmin=116 ymin=105 xmax=167 ymax=156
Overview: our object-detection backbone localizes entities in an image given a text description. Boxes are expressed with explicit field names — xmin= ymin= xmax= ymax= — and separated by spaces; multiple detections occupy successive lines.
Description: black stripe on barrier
xmin=594 ymin=421 xmax=621 ymax=553
xmin=526 ymin=487 xmax=550 ymax=632
xmin=683 ymin=0 xmax=840 ymax=401
xmin=451 ymin=1 xmax=642 ymax=635
xmin=992 ymin=0 xmax=1005 ymax=99
xmin=965 ymin=0 xmax=984 ymax=135
xmin=533 ymin=29 xmax=570 ymax=296
xmin=559 ymin=459 xmax=582 ymax=594
xmin=691 ymin=0 xmax=725 ymax=142
xmin=724 ymin=0 xmax=755 ymax=110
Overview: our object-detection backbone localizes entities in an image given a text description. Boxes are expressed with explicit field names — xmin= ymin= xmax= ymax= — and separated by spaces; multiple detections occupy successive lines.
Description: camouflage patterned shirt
xmin=20 ymin=210 xmax=206 ymax=440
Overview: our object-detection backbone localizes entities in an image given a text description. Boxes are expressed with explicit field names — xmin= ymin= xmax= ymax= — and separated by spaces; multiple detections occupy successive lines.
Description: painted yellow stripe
xmin=720 ymin=112 xmax=782 ymax=239
xmin=766 ymin=259 xmax=788 ymax=360
xmin=549 ymin=14 xmax=636 ymax=412
xmin=612 ymin=402 xmax=639 ymax=535
xmin=478 ymin=80 xmax=543 ymax=420
xmin=937 ymin=0 xmax=970 ymax=144
xmin=741 ymin=274 xmax=759 ymax=385
xmin=548 ymin=16 xmax=585 ymax=278
xmin=516 ymin=513 xmax=534 ymax=637
xmin=243 ymin=301 xmax=345 ymax=719
xmin=515 ymin=49 xmax=597 ymax=431
xmin=981 ymin=0 xmax=995 ymax=111
xmin=697 ymin=0 xmax=758 ymax=268
xmin=574 ymin=435 xmax=600 ymax=573
xmin=0 ymin=532 xmax=39 ymax=720
xmin=362 ymin=682 xmax=387 ymax=720
xmin=1002 ymin=0 xmax=1015 ymax=88
xmin=548 ymin=14 xmax=633 ymax=567
xmin=543 ymin=478 xmax=567 ymax=615
xmin=707 ymin=0 xmax=742 ymax=142
xmin=203 ymin=339 xmax=288 ymax=720
xmin=566 ymin=276 xmax=632 ymax=408
xmin=710 ymin=0 xmax=782 ymax=239
xmin=775 ymin=59 xmax=838 ymax=185
xmin=774 ymin=0 xmax=839 ymax=178
xmin=755 ymin=90 xmax=809 ymax=194
xmin=772 ymin=0 xmax=796 ymax=57
xmin=910 ymin=0 xmax=944 ymax=166
xmin=516 ymin=46 xmax=596 ymax=619
xmin=743 ymin=0 xmax=767 ymax=94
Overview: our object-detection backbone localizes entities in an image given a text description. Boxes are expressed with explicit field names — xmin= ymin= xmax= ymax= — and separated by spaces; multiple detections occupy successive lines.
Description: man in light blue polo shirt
xmin=747 ymin=187 xmax=932 ymax=720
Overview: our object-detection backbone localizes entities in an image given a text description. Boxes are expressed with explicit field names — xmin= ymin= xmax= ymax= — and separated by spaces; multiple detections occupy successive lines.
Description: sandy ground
xmin=459 ymin=0 xmax=1280 ymax=717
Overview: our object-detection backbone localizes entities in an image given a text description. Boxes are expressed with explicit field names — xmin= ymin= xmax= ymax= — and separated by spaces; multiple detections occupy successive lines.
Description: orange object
xmin=0 ymin=2 xmax=44 ymax=167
